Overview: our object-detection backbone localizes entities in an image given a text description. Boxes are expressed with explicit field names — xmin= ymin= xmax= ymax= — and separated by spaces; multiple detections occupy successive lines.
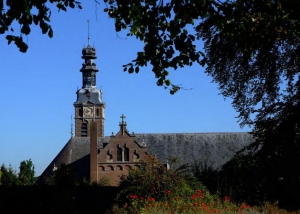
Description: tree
xmin=103 ymin=0 xmax=300 ymax=209
xmin=105 ymin=0 xmax=300 ymax=155
xmin=197 ymin=0 xmax=300 ymax=128
xmin=104 ymin=0 xmax=300 ymax=115
xmin=103 ymin=0 xmax=300 ymax=134
xmin=18 ymin=159 xmax=35 ymax=185
xmin=0 ymin=164 xmax=19 ymax=186
xmin=196 ymin=2 xmax=300 ymax=209
xmin=0 ymin=0 xmax=82 ymax=52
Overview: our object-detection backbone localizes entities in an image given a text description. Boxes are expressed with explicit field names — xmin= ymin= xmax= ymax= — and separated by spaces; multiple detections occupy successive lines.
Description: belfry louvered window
xmin=81 ymin=123 xmax=88 ymax=137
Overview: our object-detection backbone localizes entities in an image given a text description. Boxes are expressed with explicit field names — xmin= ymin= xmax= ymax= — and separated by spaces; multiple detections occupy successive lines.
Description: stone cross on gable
xmin=120 ymin=114 xmax=126 ymax=124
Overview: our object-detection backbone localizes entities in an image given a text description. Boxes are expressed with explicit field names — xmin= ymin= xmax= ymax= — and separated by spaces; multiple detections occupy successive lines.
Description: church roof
xmin=38 ymin=132 xmax=253 ymax=182
xmin=136 ymin=132 xmax=253 ymax=169
xmin=74 ymin=88 xmax=103 ymax=105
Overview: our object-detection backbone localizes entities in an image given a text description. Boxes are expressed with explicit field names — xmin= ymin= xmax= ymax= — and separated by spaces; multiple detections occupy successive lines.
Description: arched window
xmin=81 ymin=123 xmax=88 ymax=137
xmin=116 ymin=165 xmax=123 ymax=170
xmin=117 ymin=146 xmax=122 ymax=161
xmin=107 ymin=165 xmax=114 ymax=171
xmin=124 ymin=146 xmax=129 ymax=161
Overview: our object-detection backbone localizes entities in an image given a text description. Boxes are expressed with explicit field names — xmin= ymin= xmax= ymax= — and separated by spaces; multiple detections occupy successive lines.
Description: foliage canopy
xmin=18 ymin=159 xmax=35 ymax=185
xmin=0 ymin=0 xmax=81 ymax=52
xmin=103 ymin=0 xmax=300 ymax=128
xmin=0 ymin=159 xmax=36 ymax=186
xmin=0 ymin=164 xmax=19 ymax=186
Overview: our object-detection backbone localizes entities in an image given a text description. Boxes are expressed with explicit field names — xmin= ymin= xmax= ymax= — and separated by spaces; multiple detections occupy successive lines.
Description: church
xmin=38 ymin=41 xmax=254 ymax=185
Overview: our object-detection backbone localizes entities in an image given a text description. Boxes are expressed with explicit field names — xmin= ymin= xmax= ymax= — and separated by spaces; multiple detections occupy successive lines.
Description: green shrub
xmin=115 ymin=155 xmax=206 ymax=213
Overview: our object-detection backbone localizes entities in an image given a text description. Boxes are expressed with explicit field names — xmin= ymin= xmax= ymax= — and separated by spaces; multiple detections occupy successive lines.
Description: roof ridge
xmin=133 ymin=132 xmax=250 ymax=135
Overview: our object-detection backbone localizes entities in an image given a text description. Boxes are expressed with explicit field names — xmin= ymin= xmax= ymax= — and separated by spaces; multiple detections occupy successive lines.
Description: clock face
xmin=83 ymin=107 xmax=93 ymax=117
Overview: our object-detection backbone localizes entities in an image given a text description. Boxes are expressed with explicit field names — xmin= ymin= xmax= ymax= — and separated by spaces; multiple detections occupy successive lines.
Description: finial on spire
xmin=120 ymin=114 xmax=126 ymax=124
xmin=119 ymin=114 xmax=127 ymax=135
xmin=87 ymin=20 xmax=90 ymax=45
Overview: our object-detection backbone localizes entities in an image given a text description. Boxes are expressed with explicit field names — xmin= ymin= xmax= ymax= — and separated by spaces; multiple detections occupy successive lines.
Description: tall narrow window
xmin=79 ymin=109 xmax=83 ymax=117
xmin=81 ymin=123 xmax=88 ymax=137
xmin=96 ymin=109 xmax=99 ymax=116
xmin=117 ymin=146 xmax=122 ymax=161
xmin=124 ymin=146 xmax=129 ymax=161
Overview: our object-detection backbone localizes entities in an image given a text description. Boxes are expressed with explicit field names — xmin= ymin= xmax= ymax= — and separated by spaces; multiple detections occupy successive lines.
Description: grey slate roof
xmin=135 ymin=133 xmax=253 ymax=169
xmin=74 ymin=87 xmax=103 ymax=105
xmin=38 ymin=132 xmax=253 ymax=182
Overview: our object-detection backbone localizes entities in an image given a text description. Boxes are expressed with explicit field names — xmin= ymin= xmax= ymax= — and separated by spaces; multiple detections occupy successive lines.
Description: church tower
xmin=73 ymin=39 xmax=105 ymax=137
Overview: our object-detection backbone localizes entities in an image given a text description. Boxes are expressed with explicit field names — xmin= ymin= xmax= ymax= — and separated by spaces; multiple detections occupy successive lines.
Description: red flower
xmin=167 ymin=190 xmax=172 ymax=195
xmin=197 ymin=189 xmax=204 ymax=197
xmin=147 ymin=197 xmax=155 ymax=202
xmin=224 ymin=196 xmax=230 ymax=202
xmin=191 ymin=194 xmax=197 ymax=200
xmin=129 ymin=194 xmax=138 ymax=199
xmin=240 ymin=203 xmax=251 ymax=209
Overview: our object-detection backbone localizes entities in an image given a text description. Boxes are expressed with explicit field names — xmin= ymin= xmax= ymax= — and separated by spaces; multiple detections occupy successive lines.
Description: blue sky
xmin=0 ymin=2 xmax=250 ymax=176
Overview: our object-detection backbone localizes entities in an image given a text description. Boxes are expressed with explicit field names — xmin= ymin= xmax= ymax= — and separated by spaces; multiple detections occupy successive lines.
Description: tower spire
xmin=71 ymin=114 xmax=74 ymax=137
xmin=74 ymin=35 xmax=105 ymax=138
xmin=80 ymin=27 xmax=98 ymax=88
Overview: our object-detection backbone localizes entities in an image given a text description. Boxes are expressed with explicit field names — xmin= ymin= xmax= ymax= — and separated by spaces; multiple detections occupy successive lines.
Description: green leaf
xmin=6 ymin=35 xmax=13 ymax=45
xmin=128 ymin=67 xmax=134 ymax=73
xmin=165 ymin=79 xmax=171 ymax=86
xmin=18 ymin=42 xmax=28 ymax=53
xmin=48 ymin=28 xmax=53 ymax=38
xmin=33 ymin=15 xmax=39 ymax=25
xmin=70 ymin=2 xmax=75 ymax=8
xmin=21 ymin=25 xmax=31 ymax=35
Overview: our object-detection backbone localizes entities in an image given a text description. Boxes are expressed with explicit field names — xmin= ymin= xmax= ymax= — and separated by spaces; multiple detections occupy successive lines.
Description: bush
xmin=110 ymin=187 xmax=258 ymax=214
xmin=115 ymin=155 xmax=205 ymax=213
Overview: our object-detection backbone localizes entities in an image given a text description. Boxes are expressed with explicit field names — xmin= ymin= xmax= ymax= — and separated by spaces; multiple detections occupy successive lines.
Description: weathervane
xmin=87 ymin=20 xmax=90 ymax=45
